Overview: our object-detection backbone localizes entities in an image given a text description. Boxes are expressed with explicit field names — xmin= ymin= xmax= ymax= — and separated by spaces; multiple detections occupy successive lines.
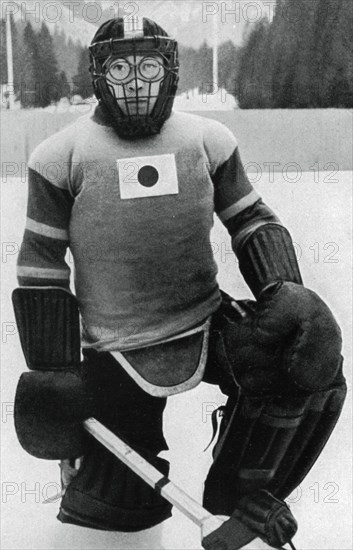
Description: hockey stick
xmin=83 ymin=417 xmax=296 ymax=550
xmin=84 ymin=417 xmax=225 ymax=541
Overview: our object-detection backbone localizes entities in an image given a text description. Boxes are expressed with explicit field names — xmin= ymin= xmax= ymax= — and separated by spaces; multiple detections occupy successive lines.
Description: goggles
xmin=104 ymin=56 xmax=164 ymax=84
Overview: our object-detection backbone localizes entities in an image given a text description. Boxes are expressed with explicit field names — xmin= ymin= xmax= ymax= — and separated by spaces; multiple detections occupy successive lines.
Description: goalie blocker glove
xmin=12 ymin=287 xmax=96 ymax=459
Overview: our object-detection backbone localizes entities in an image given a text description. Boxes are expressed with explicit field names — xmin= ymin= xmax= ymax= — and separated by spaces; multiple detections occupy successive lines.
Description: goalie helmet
xmin=89 ymin=17 xmax=179 ymax=139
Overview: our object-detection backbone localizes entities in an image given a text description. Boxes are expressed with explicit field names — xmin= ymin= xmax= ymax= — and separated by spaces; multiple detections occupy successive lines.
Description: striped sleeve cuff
xmin=218 ymin=190 xmax=260 ymax=222
xmin=17 ymin=266 xmax=70 ymax=280
xmin=213 ymin=147 xmax=258 ymax=219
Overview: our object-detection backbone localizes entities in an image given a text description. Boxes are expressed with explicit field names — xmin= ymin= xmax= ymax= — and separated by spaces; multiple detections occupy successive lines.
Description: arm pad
xmin=12 ymin=286 xmax=80 ymax=370
xmin=237 ymin=223 xmax=302 ymax=298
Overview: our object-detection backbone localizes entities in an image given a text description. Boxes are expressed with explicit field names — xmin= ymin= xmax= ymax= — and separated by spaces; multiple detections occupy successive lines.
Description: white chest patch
xmin=117 ymin=154 xmax=179 ymax=199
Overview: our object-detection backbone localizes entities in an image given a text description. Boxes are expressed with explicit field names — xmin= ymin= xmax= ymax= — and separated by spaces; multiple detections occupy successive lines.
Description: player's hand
xmin=254 ymin=282 xmax=342 ymax=391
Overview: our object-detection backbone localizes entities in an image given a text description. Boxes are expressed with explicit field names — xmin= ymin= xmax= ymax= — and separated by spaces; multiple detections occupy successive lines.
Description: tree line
xmin=236 ymin=0 xmax=353 ymax=108
xmin=1 ymin=0 xmax=352 ymax=109
xmin=0 ymin=15 xmax=90 ymax=108
xmin=0 ymin=15 xmax=237 ymax=108
xmin=178 ymin=41 xmax=240 ymax=97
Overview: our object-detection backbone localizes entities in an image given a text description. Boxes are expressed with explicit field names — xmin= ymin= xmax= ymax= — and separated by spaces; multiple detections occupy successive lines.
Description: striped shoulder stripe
xmin=218 ymin=190 xmax=260 ymax=222
xmin=17 ymin=266 xmax=70 ymax=280
xmin=26 ymin=218 xmax=69 ymax=241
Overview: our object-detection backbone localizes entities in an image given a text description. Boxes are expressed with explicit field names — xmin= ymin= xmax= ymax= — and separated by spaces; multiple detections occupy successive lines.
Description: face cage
xmin=90 ymin=37 xmax=179 ymax=137
xmin=108 ymin=80 xmax=162 ymax=120
xmin=100 ymin=52 xmax=173 ymax=119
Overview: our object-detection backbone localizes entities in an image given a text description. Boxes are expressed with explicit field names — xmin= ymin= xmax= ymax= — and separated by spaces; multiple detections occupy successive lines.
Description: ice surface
xmin=1 ymin=172 xmax=352 ymax=550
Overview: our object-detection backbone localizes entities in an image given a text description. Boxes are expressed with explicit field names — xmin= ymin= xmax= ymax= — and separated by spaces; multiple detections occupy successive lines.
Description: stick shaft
xmin=83 ymin=418 xmax=215 ymax=528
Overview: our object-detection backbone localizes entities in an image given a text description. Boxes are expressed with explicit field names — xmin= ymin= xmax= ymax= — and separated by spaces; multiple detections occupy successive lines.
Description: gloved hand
xmin=253 ymin=281 xmax=342 ymax=391
xmin=15 ymin=368 xmax=96 ymax=459
xmin=215 ymin=283 xmax=342 ymax=396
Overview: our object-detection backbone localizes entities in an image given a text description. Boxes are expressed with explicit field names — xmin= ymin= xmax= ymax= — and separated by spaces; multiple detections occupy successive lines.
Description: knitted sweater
xmin=17 ymin=108 xmax=267 ymax=351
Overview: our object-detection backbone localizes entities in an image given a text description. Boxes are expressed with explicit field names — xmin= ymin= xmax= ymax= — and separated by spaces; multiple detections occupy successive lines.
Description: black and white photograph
xmin=1 ymin=1 xmax=352 ymax=549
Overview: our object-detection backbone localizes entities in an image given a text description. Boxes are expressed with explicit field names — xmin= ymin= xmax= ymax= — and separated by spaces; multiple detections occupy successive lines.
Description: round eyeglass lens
xmin=138 ymin=58 xmax=163 ymax=80
xmin=107 ymin=59 xmax=130 ymax=82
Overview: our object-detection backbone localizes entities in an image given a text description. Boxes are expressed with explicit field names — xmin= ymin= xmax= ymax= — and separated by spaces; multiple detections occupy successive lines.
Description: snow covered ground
xmin=1 ymin=171 xmax=352 ymax=550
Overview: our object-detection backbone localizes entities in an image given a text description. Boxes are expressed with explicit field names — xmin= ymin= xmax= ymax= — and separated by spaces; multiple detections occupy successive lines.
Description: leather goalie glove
xmin=217 ymin=285 xmax=343 ymax=398
xmin=235 ymin=223 xmax=343 ymax=392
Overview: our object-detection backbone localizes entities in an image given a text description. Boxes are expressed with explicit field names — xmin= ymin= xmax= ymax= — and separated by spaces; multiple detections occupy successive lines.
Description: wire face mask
xmin=89 ymin=17 xmax=179 ymax=139
xmin=102 ymin=54 xmax=166 ymax=119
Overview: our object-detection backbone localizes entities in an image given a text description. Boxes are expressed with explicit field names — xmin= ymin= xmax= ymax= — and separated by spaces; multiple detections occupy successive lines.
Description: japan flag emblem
xmin=117 ymin=154 xmax=179 ymax=199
